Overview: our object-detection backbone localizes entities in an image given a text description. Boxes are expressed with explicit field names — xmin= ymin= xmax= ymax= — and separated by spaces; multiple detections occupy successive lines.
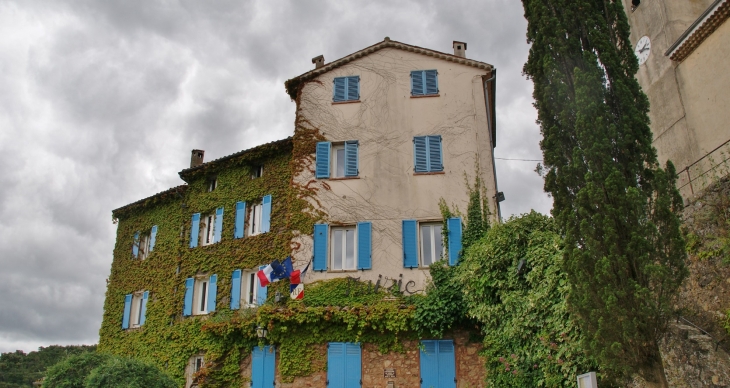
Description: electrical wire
xmin=495 ymin=157 xmax=543 ymax=162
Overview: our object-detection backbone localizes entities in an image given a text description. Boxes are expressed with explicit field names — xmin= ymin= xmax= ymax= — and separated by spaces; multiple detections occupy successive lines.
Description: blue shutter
xmin=402 ymin=220 xmax=418 ymax=268
xmin=316 ymin=142 xmax=331 ymax=179
xmin=437 ymin=340 xmax=456 ymax=388
xmin=344 ymin=141 xmax=359 ymax=177
xmin=425 ymin=70 xmax=438 ymax=94
xmin=132 ymin=232 xmax=139 ymax=258
xmin=419 ymin=340 xmax=438 ymax=388
xmin=234 ymin=202 xmax=246 ymax=239
xmin=447 ymin=218 xmax=462 ymax=265
xmin=139 ymin=291 xmax=149 ymax=326
xmin=427 ymin=135 xmax=443 ymax=172
xmin=313 ymin=224 xmax=328 ymax=271
xmin=214 ymin=207 xmax=224 ymax=243
xmin=345 ymin=343 xmax=361 ymax=388
xmin=149 ymin=226 xmax=158 ymax=252
xmin=263 ymin=346 xmax=276 ymax=388
xmin=122 ymin=294 xmax=132 ymax=329
xmin=327 ymin=343 xmax=345 ymax=387
xmin=261 ymin=195 xmax=272 ymax=233
xmin=230 ymin=270 xmax=241 ymax=310
xmin=346 ymin=76 xmax=359 ymax=101
xmin=207 ymin=274 xmax=217 ymax=313
xmin=252 ymin=346 xmax=264 ymax=388
xmin=183 ymin=278 xmax=194 ymax=316
xmin=257 ymin=266 xmax=267 ymax=305
xmin=190 ymin=213 xmax=201 ymax=248
xmin=333 ymin=77 xmax=347 ymax=102
xmin=411 ymin=70 xmax=424 ymax=96
xmin=413 ymin=136 xmax=428 ymax=172
xmin=357 ymin=222 xmax=371 ymax=270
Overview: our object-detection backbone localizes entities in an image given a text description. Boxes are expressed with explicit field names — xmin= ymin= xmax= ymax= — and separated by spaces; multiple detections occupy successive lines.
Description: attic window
xmin=207 ymin=177 xmax=217 ymax=192
xmin=252 ymin=165 xmax=263 ymax=179
xmin=631 ymin=0 xmax=640 ymax=11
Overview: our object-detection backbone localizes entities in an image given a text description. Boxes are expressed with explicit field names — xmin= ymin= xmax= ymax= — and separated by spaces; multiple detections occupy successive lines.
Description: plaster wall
xmin=291 ymin=48 xmax=497 ymax=290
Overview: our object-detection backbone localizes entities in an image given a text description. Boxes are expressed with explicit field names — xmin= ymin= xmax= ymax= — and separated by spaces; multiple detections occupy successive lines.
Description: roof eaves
xmin=112 ymin=185 xmax=187 ymax=217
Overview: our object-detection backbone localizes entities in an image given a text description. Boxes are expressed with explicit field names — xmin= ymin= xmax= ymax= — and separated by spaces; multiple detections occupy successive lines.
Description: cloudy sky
xmin=0 ymin=0 xmax=550 ymax=353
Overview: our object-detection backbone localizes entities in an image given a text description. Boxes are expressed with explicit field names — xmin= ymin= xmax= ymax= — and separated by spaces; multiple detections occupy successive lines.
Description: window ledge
xmin=332 ymin=100 xmax=361 ymax=105
xmin=327 ymin=269 xmax=360 ymax=273
xmin=413 ymin=171 xmax=445 ymax=176
xmin=329 ymin=176 xmax=361 ymax=181
xmin=410 ymin=94 xmax=440 ymax=98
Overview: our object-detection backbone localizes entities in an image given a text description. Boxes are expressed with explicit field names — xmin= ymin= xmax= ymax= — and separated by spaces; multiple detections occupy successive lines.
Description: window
xmin=183 ymin=275 xmax=217 ymax=316
xmin=333 ymin=76 xmax=360 ymax=102
xmin=207 ymin=177 xmax=217 ymax=192
xmin=402 ymin=218 xmax=461 ymax=268
xmin=122 ymin=291 xmax=148 ymax=329
xmin=419 ymin=340 xmax=456 ymax=388
xmin=252 ymin=165 xmax=263 ymax=179
xmin=312 ymin=222 xmax=371 ymax=272
xmin=631 ymin=0 xmax=640 ymax=11
xmin=316 ymin=141 xmax=359 ymax=179
xmin=327 ymin=343 xmax=361 ymax=388
xmin=251 ymin=346 xmax=276 ymax=388
xmin=413 ymin=135 xmax=443 ymax=173
xmin=190 ymin=208 xmax=223 ymax=248
xmin=186 ymin=355 xmax=205 ymax=388
xmin=230 ymin=269 xmax=267 ymax=309
xmin=419 ymin=223 xmax=444 ymax=267
xmin=132 ymin=226 xmax=157 ymax=259
xmin=411 ymin=70 xmax=438 ymax=96
xmin=201 ymin=213 xmax=215 ymax=246
xmin=247 ymin=195 xmax=272 ymax=236
xmin=331 ymin=226 xmax=357 ymax=270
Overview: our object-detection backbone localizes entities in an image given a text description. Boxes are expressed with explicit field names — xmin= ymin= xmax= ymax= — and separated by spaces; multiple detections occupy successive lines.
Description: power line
xmin=495 ymin=157 xmax=543 ymax=162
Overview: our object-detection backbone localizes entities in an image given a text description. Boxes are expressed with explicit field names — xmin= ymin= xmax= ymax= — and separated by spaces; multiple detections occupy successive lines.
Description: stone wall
xmin=454 ymin=333 xmax=486 ymax=388
xmin=361 ymin=341 xmax=421 ymax=388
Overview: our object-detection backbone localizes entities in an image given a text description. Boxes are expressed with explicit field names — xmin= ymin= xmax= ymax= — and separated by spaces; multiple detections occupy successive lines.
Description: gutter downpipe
xmin=483 ymin=68 xmax=502 ymax=222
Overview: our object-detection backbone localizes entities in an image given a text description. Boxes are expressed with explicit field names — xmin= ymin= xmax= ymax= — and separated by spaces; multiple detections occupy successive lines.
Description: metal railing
xmin=676 ymin=315 xmax=724 ymax=351
xmin=676 ymin=138 xmax=730 ymax=196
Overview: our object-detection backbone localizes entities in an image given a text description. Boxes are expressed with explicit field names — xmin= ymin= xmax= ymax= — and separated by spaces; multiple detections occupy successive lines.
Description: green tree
xmin=84 ymin=357 xmax=177 ymax=388
xmin=42 ymin=352 xmax=110 ymax=388
xmin=0 ymin=345 xmax=96 ymax=388
xmin=521 ymin=0 xmax=687 ymax=384
xmin=456 ymin=212 xmax=596 ymax=387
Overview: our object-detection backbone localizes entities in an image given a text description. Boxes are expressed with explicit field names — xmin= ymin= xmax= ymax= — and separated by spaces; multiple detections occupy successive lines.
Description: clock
xmin=635 ymin=36 xmax=651 ymax=66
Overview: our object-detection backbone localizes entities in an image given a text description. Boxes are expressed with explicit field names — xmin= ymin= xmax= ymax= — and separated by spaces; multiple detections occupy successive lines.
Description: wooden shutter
xmin=313 ymin=224 xmax=329 ymax=271
xmin=344 ymin=140 xmax=358 ymax=177
xmin=427 ymin=135 xmax=443 ymax=171
xmin=234 ymin=201 xmax=246 ymax=239
xmin=183 ymin=278 xmax=194 ymax=316
xmin=230 ymin=270 xmax=241 ymax=310
xmin=447 ymin=218 xmax=462 ymax=265
xmin=357 ymin=222 xmax=372 ymax=270
xmin=207 ymin=274 xmax=217 ymax=313
xmin=122 ymin=294 xmax=132 ymax=329
xmin=316 ymin=142 xmax=331 ymax=178
xmin=333 ymin=77 xmax=347 ymax=102
xmin=190 ymin=213 xmax=201 ymax=248
xmin=413 ymin=136 xmax=428 ymax=172
xmin=263 ymin=346 xmax=276 ymax=387
xmin=214 ymin=207 xmax=224 ymax=243
xmin=437 ymin=340 xmax=456 ymax=388
xmin=419 ymin=340 xmax=438 ymax=388
xmin=132 ymin=232 xmax=140 ymax=258
xmin=345 ymin=343 xmax=361 ymax=388
xmin=139 ymin=291 xmax=149 ymax=326
xmin=327 ymin=343 xmax=345 ymax=387
xmin=149 ymin=226 xmax=158 ymax=252
xmin=252 ymin=347 xmax=264 ymax=388
xmin=425 ymin=70 xmax=438 ymax=94
xmin=402 ymin=220 xmax=418 ymax=268
xmin=346 ymin=76 xmax=359 ymax=100
xmin=256 ymin=265 xmax=267 ymax=306
xmin=261 ymin=195 xmax=272 ymax=233
xmin=411 ymin=70 xmax=424 ymax=95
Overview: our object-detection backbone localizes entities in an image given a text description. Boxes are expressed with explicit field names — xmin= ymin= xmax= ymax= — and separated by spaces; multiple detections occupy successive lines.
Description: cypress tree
xmin=521 ymin=0 xmax=687 ymax=384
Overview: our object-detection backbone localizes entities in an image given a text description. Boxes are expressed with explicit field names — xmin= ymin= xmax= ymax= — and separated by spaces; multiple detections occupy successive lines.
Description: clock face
xmin=635 ymin=36 xmax=651 ymax=66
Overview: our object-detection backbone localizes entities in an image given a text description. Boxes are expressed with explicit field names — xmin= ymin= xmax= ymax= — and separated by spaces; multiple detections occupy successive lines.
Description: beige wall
xmin=291 ymin=48 xmax=497 ymax=289
xmin=626 ymin=0 xmax=730 ymax=198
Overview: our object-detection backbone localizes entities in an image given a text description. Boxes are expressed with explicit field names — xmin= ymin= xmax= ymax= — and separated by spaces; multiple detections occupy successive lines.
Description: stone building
xmin=100 ymin=39 xmax=498 ymax=388
xmin=624 ymin=0 xmax=730 ymax=200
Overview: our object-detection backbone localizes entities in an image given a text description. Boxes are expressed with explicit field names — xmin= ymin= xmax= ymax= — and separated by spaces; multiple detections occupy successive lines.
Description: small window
xmin=129 ymin=292 xmax=144 ymax=328
xmin=413 ymin=135 xmax=443 ymax=173
xmin=419 ymin=223 xmax=444 ymax=267
xmin=248 ymin=203 xmax=263 ymax=236
xmin=122 ymin=291 xmax=148 ymax=330
xmin=132 ymin=226 xmax=157 ymax=259
xmin=411 ymin=70 xmax=438 ymax=96
xmin=333 ymin=76 xmax=360 ymax=102
xmin=331 ymin=226 xmax=357 ymax=270
xmin=242 ymin=270 xmax=259 ymax=307
xmin=318 ymin=141 xmax=359 ymax=179
xmin=207 ymin=177 xmax=217 ymax=192
xmin=252 ymin=165 xmax=263 ymax=179
xmin=333 ymin=144 xmax=346 ymax=178
xmin=186 ymin=355 xmax=205 ymax=388
xmin=200 ymin=213 xmax=216 ymax=246
xmin=193 ymin=277 xmax=210 ymax=315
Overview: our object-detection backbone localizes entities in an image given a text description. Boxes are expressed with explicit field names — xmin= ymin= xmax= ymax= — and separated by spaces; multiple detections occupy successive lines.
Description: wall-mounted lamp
xmin=496 ymin=192 xmax=506 ymax=202
xmin=256 ymin=326 xmax=268 ymax=338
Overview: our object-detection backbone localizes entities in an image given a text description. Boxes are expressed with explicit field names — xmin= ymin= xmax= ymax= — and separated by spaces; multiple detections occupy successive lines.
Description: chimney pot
xmin=190 ymin=149 xmax=204 ymax=168
xmin=312 ymin=55 xmax=325 ymax=69
xmin=453 ymin=41 xmax=467 ymax=58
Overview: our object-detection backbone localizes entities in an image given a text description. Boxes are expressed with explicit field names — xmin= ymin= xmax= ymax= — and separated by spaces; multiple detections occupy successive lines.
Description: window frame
xmin=332 ymin=76 xmax=360 ymax=102
xmin=330 ymin=225 xmax=358 ymax=271
xmin=248 ymin=202 xmax=263 ymax=236
xmin=419 ymin=222 xmax=445 ymax=268
xmin=251 ymin=165 xmax=263 ymax=179
xmin=193 ymin=277 xmax=210 ymax=315
xmin=410 ymin=69 xmax=439 ymax=96
xmin=413 ymin=135 xmax=444 ymax=173
xmin=200 ymin=213 xmax=216 ymax=246
xmin=207 ymin=176 xmax=217 ymax=192
xmin=241 ymin=270 xmax=259 ymax=308
xmin=332 ymin=144 xmax=346 ymax=178
xmin=129 ymin=292 xmax=144 ymax=328
xmin=186 ymin=355 xmax=205 ymax=388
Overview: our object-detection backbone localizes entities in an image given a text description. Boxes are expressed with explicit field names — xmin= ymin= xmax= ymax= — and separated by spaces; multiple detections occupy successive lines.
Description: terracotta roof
xmin=666 ymin=0 xmax=730 ymax=62
xmin=178 ymin=137 xmax=293 ymax=180
xmin=112 ymin=185 xmax=187 ymax=216
xmin=285 ymin=37 xmax=494 ymax=100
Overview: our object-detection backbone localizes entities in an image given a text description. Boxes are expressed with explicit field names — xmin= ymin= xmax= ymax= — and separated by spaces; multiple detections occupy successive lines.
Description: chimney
xmin=312 ymin=55 xmax=325 ymax=69
xmin=190 ymin=149 xmax=204 ymax=168
xmin=453 ymin=41 xmax=467 ymax=58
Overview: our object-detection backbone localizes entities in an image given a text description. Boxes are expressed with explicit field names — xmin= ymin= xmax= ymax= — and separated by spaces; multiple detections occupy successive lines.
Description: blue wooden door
xmin=251 ymin=346 xmax=275 ymax=388
xmin=420 ymin=340 xmax=455 ymax=388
